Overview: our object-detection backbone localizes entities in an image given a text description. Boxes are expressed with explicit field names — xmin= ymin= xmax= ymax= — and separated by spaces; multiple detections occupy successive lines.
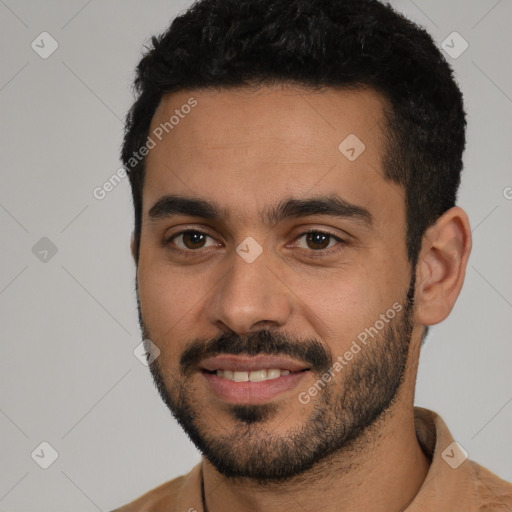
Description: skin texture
xmin=132 ymin=85 xmax=472 ymax=512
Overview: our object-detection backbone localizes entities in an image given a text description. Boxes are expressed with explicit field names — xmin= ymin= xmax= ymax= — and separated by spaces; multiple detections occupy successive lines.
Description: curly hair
xmin=122 ymin=0 xmax=466 ymax=265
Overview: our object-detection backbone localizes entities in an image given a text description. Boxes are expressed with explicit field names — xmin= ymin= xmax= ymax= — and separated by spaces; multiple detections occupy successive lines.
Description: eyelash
xmin=164 ymin=229 xmax=348 ymax=257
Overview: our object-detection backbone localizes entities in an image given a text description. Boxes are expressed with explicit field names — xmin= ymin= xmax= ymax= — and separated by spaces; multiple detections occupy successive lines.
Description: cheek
xmin=137 ymin=262 xmax=205 ymax=346
xmin=294 ymin=264 xmax=402 ymax=354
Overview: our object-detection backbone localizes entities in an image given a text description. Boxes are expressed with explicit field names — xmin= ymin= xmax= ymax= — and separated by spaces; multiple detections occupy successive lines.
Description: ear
xmin=415 ymin=207 xmax=472 ymax=326
xmin=130 ymin=232 xmax=137 ymax=263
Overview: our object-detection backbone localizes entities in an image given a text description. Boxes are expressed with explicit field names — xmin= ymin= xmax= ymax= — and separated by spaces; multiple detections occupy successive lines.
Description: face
xmin=135 ymin=85 xmax=416 ymax=482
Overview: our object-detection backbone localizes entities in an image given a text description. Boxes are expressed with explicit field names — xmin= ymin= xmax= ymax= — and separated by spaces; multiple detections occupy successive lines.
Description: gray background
xmin=1 ymin=0 xmax=511 ymax=510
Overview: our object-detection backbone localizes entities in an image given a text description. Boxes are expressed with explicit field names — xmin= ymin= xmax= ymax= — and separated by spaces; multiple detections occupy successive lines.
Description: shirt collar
xmin=406 ymin=407 xmax=479 ymax=511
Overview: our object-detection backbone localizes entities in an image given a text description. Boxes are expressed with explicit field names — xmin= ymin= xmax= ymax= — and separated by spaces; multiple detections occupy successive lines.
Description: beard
xmin=137 ymin=274 xmax=416 ymax=484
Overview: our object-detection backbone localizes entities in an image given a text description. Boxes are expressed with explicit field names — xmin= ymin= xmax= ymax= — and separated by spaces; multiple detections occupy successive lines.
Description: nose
xmin=205 ymin=246 xmax=293 ymax=334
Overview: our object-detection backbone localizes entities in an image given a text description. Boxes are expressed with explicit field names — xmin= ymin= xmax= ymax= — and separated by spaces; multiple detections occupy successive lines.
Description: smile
xmin=205 ymin=368 xmax=309 ymax=382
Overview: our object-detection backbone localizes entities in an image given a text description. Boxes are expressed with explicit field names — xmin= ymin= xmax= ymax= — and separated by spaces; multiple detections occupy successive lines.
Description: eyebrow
xmin=147 ymin=194 xmax=373 ymax=227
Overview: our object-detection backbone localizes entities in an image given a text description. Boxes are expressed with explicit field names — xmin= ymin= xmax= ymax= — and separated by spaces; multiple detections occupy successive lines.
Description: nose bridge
xmin=206 ymin=244 xmax=292 ymax=333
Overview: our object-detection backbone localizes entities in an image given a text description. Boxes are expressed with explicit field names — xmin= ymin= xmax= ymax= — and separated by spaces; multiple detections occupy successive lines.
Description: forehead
xmin=143 ymin=85 xmax=403 ymax=228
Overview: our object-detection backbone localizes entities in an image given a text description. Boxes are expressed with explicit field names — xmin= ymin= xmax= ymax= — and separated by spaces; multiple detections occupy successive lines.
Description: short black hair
xmin=122 ymin=0 xmax=466 ymax=266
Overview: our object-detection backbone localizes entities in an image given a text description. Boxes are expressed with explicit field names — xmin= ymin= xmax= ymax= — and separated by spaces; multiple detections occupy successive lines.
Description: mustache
xmin=180 ymin=329 xmax=333 ymax=376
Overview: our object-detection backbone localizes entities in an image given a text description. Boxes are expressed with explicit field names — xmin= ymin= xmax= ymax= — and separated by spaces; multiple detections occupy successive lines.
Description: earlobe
xmin=415 ymin=207 xmax=472 ymax=326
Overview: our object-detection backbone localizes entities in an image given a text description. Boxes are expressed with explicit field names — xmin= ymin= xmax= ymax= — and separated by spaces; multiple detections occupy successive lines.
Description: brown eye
xmin=181 ymin=231 xmax=207 ymax=249
xmin=293 ymin=230 xmax=347 ymax=254
xmin=167 ymin=230 xmax=217 ymax=251
xmin=305 ymin=232 xmax=331 ymax=250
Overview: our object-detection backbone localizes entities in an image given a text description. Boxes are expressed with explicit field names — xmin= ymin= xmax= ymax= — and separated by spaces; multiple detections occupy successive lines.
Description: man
xmin=113 ymin=0 xmax=512 ymax=510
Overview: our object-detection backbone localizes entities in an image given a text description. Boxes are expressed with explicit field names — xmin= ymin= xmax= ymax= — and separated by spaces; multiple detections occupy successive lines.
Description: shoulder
xmin=468 ymin=459 xmax=512 ymax=510
xmin=110 ymin=473 xmax=188 ymax=512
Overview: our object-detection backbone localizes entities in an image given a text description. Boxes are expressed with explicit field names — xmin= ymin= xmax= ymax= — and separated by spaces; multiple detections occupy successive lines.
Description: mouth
xmin=200 ymin=355 xmax=311 ymax=404
xmin=203 ymin=367 xmax=309 ymax=382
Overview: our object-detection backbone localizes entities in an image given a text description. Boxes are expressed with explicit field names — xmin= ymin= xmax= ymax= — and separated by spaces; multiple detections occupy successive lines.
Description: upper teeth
xmin=216 ymin=369 xmax=291 ymax=382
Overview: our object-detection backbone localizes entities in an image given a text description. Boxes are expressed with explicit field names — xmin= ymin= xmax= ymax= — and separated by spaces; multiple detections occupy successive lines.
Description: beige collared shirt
xmin=113 ymin=407 xmax=512 ymax=511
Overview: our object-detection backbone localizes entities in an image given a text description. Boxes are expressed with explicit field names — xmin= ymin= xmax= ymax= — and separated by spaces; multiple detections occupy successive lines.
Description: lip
xmin=201 ymin=369 xmax=310 ymax=404
xmin=200 ymin=354 xmax=310 ymax=373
